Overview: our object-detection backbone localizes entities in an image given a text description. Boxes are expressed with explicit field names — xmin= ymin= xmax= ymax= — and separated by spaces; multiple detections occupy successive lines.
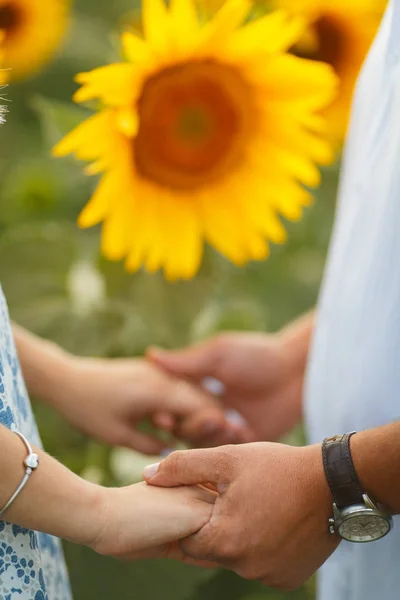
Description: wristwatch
xmin=322 ymin=432 xmax=393 ymax=543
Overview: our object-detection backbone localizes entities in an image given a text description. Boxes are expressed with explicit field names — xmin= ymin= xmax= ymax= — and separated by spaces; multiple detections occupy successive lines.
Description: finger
xmin=191 ymin=485 xmax=218 ymax=504
xmin=143 ymin=447 xmax=234 ymax=487
xmin=177 ymin=407 xmax=234 ymax=444
xmin=178 ymin=410 xmax=256 ymax=447
xmin=163 ymin=380 xmax=234 ymax=437
xmin=166 ymin=542 xmax=220 ymax=568
xmin=147 ymin=341 xmax=221 ymax=380
xmin=152 ymin=411 xmax=176 ymax=431
xmin=179 ymin=555 xmax=220 ymax=569
xmin=123 ymin=428 xmax=168 ymax=456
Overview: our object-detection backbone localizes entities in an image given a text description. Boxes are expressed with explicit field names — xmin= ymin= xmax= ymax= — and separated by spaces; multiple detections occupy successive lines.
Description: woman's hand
xmin=54 ymin=357 xmax=250 ymax=454
xmin=89 ymin=482 xmax=216 ymax=562
xmin=12 ymin=324 xmax=254 ymax=453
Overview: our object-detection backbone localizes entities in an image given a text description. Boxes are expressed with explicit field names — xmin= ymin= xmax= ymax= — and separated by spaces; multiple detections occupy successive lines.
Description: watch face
xmin=338 ymin=512 xmax=391 ymax=543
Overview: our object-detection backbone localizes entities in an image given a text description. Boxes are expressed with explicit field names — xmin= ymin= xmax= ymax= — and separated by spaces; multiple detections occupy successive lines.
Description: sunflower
xmin=273 ymin=0 xmax=386 ymax=140
xmin=0 ymin=0 xmax=69 ymax=80
xmin=54 ymin=0 xmax=337 ymax=281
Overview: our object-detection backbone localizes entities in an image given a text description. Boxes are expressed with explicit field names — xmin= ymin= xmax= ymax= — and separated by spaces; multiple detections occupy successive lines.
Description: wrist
xmin=42 ymin=353 xmax=87 ymax=411
xmin=278 ymin=312 xmax=315 ymax=375
xmin=302 ymin=444 xmax=334 ymax=524
xmin=2 ymin=429 xmax=103 ymax=546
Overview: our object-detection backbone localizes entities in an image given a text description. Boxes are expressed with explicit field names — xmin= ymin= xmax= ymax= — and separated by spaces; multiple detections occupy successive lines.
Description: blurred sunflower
xmin=0 ymin=0 xmax=69 ymax=80
xmin=0 ymin=33 xmax=8 ymax=85
xmin=54 ymin=0 xmax=337 ymax=281
xmin=274 ymin=0 xmax=386 ymax=140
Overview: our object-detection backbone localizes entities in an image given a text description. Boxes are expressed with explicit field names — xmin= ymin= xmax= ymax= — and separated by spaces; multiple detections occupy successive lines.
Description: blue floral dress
xmin=0 ymin=286 xmax=72 ymax=599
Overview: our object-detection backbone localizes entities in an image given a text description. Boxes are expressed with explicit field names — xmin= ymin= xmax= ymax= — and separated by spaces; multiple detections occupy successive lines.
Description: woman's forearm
xmin=0 ymin=425 xmax=217 ymax=562
xmin=0 ymin=424 xmax=99 ymax=545
xmin=12 ymin=323 xmax=74 ymax=407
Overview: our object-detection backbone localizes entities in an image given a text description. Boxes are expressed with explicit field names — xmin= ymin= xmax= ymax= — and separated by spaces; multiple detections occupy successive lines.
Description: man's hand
xmin=54 ymin=357 xmax=253 ymax=454
xmin=148 ymin=315 xmax=314 ymax=441
xmin=144 ymin=442 xmax=339 ymax=590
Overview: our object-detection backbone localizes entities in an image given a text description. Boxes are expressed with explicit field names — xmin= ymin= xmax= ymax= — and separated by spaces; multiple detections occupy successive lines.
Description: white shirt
xmin=305 ymin=2 xmax=400 ymax=599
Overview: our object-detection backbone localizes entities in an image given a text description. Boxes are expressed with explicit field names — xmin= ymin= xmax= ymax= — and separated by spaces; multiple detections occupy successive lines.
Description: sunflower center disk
xmin=292 ymin=14 xmax=345 ymax=72
xmin=134 ymin=61 xmax=253 ymax=191
xmin=0 ymin=2 xmax=20 ymax=35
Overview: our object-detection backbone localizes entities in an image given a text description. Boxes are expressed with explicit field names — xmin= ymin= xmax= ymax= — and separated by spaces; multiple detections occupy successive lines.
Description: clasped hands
xmin=57 ymin=328 xmax=338 ymax=589
xmin=141 ymin=332 xmax=339 ymax=590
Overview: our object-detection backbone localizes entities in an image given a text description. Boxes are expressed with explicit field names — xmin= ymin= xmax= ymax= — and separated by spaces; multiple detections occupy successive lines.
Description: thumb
xmin=147 ymin=340 xmax=221 ymax=380
xmin=143 ymin=447 xmax=233 ymax=488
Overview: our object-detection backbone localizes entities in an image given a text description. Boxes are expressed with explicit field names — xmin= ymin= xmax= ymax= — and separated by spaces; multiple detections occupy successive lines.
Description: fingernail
xmin=202 ymin=376 xmax=226 ymax=397
xmin=144 ymin=462 xmax=160 ymax=479
xmin=160 ymin=448 xmax=174 ymax=458
xmin=201 ymin=420 xmax=222 ymax=435
xmin=224 ymin=409 xmax=249 ymax=428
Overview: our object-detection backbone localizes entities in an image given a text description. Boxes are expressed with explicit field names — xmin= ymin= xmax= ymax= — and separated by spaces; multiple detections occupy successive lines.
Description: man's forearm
xmin=352 ymin=422 xmax=400 ymax=514
xmin=12 ymin=324 xmax=74 ymax=407
xmin=279 ymin=311 xmax=316 ymax=375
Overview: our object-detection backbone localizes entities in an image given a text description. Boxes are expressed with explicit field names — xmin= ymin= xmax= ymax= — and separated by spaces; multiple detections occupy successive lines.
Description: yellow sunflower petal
xmin=78 ymin=172 xmax=114 ymax=228
xmin=266 ymin=114 xmax=334 ymax=165
xmin=161 ymin=198 xmax=203 ymax=280
xmin=101 ymin=195 xmax=132 ymax=261
xmin=142 ymin=0 xmax=171 ymax=52
xmin=169 ymin=0 xmax=200 ymax=52
xmin=274 ymin=150 xmax=321 ymax=188
xmin=53 ymin=111 xmax=114 ymax=161
xmin=198 ymin=0 xmax=251 ymax=52
xmin=84 ymin=160 xmax=107 ymax=176
xmin=116 ymin=108 xmax=139 ymax=138
xmin=74 ymin=64 xmax=140 ymax=106
xmin=122 ymin=31 xmax=152 ymax=63
xmin=225 ymin=11 xmax=306 ymax=60
xmin=200 ymin=189 xmax=270 ymax=266
xmin=248 ymin=139 xmax=321 ymax=189
xmin=256 ymin=55 xmax=338 ymax=109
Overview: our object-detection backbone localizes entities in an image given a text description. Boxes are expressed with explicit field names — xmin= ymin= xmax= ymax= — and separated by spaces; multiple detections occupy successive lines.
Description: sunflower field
xmin=0 ymin=0 xmax=386 ymax=598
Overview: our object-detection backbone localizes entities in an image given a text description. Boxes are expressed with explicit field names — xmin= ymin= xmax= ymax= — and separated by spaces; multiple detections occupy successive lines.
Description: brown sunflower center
xmin=134 ymin=61 xmax=254 ymax=191
xmin=292 ymin=14 xmax=345 ymax=72
xmin=0 ymin=2 xmax=20 ymax=35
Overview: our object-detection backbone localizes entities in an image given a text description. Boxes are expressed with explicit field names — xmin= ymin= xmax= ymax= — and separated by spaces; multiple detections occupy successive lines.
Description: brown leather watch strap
xmin=322 ymin=432 xmax=364 ymax=509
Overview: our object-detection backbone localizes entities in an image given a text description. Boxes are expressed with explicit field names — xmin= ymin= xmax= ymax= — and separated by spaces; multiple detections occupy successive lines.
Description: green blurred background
xmin=0 ymin=0 xmax=339 ymax=597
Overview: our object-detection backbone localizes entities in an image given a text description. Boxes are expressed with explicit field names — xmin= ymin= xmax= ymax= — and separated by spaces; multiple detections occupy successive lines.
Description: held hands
xmin=144 ymin=443 xmax=340 ymax=590
xmin=55 ymin=357 xmax=252 ymax=454
xmin=149 ymin=330 xmax=307 ymax=442
xmin=87 ymin=482 xmax=216 ymax=563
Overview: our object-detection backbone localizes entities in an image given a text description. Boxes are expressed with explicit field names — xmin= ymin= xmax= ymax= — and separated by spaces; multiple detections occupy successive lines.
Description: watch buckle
xmin=328 ymin=503 xmax=340 ymax=535
xmin=362 ymin=494 xmax=377 ymax=510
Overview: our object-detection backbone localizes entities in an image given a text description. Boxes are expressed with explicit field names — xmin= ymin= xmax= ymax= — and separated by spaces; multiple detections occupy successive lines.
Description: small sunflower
xmin=54 ymin=0 xmax=337 ymax=281
xmin=0 ymin=0 xmax=69 ymax=80
xmin=273 ymin=0 xmax=386 ymax=140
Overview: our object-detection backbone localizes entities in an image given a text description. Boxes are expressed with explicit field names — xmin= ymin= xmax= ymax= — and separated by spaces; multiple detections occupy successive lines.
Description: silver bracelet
xmin=0 ymin=431 xmax=39 ymax=518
